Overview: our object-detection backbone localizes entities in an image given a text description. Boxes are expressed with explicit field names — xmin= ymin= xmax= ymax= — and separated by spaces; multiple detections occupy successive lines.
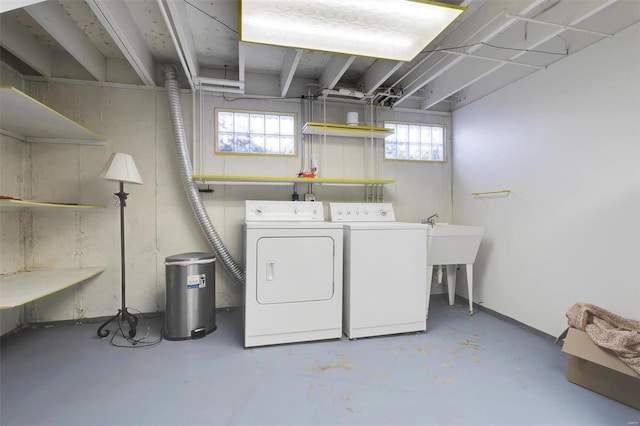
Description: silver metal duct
xmin=163 ymin=66 xmax=245 ymax=285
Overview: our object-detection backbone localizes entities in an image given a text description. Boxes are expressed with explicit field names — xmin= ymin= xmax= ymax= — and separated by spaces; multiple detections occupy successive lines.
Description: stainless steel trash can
xmin=164 ymin=252 xmax=216 ymax=340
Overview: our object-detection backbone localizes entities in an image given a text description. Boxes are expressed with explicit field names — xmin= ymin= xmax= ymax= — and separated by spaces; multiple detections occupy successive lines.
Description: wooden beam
xmin=0 ymin=0 xmax=44 ymax=14
xmin=392 ymin=0 xmax=545 ymax=107
xmin=24 ymin=1 xmax=106 ymax=81
xmin=280 ymin=49 xmax=302 ymax=97
xmin=0 ymin=14 xmax=52 ymax=77
xmin=421 ymin=0 xmax=617 ymax=110
xmin=361 ymin=60 xmax=403 ymax=95
xmin=86 ymin=0 xmax=156 ymax=86
xmin=320 ymin=55 xmax=355 ymax=90
xmin=164 ymin=0 xmax=199 ymax=80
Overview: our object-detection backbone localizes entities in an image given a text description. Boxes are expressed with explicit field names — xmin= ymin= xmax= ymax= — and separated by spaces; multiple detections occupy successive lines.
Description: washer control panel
xmin=329 ymin=203 xmax=396 ymax=222
xmin=245 ymin=200 xmax=324 ymax=221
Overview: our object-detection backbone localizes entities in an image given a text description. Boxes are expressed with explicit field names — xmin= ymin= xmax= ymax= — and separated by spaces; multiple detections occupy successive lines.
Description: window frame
xmin=383 ymin=120 xmax=447 ymax=163
xmin=214 ymin=107 xmax=298 ymax=157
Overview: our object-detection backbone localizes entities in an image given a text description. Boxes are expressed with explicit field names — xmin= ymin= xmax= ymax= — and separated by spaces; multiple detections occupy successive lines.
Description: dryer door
xmin=256 ymin=236 xmax=335 ymax=304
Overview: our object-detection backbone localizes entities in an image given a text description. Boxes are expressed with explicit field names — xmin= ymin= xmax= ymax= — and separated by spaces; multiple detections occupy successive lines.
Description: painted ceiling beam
xmin=420 ymin=57 xmax=500 ymax=110
xmin=164 ymin=0 xmax=199 ymax=81
xmin=238 ymin=42 xmax=246 ymax=85
xmin=86 ymin=0 xmax=156 ymax=86
xmin=421 ymin=0 xmax=617 ymax=110
xmin=0 ymin=14 xmax=52 ymax=77
xmin=361 ymin=60 xmax=403 ymax=95
xmin=448 ymin=64 xmax=537 ymax=110
xmin=392 ymin=0 xmax=545 ymax=108
xmin=280 ymin=49 xmax=303 ymax=97
xmin=320 ymin=55 xmax=356 ymax=90
xmin=24 ymin=1 xmax=106 ymax=82
xmin=0 ymin=0 xmax=44 ymax=14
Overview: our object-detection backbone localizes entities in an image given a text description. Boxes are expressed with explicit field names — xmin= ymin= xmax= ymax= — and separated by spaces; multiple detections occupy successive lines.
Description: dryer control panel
xmin=329 ymin=203 xmax=396 ymax=222
xmin=245 ymin=200 xmax=324 ymax=221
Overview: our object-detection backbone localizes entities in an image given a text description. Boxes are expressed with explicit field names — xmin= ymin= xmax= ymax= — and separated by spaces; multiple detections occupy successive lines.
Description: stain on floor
xmin=311 ymin=356 xmax=359 ymax=372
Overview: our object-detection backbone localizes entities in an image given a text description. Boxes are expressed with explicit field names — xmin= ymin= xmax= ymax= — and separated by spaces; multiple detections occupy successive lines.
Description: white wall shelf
xmin=302 ymin=122 xmax=393 ymax=138
xmin=0 ymin=199 xmax=106 ymax=211
xmin=0 ymin=268 xmax=105 ymax=309
xmin=193 ymin=174 xmax=395 ymax=186
xmin=0 ymin=86 xmax=105 ymax=145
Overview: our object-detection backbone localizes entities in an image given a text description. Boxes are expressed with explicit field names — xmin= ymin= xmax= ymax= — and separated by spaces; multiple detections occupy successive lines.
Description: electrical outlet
xmin=304 ymin=193 xmax=316 ymax=202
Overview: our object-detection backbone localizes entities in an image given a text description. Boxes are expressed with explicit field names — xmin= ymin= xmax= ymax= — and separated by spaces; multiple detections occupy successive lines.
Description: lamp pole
xmin=96 ymin=180 xmax=138 ymax=338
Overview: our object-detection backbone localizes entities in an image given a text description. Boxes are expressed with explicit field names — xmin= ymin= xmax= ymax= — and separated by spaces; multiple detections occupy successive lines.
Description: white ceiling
xmin=1 ymin=0 xmax=639 ymax=113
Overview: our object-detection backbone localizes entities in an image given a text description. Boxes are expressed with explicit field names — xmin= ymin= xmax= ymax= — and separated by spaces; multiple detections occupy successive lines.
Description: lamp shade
xmin=100 ymin=152 xmax=143 ymax=184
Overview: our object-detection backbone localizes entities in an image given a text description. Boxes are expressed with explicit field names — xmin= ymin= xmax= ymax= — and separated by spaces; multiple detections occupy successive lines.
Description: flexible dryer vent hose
xmin=163 ymin=66 xmax=245 ymax=285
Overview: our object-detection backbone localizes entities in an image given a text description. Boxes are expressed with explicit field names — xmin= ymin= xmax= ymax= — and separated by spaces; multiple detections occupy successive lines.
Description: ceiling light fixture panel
xmin=240 ymin=0 xmax=465 ymax=62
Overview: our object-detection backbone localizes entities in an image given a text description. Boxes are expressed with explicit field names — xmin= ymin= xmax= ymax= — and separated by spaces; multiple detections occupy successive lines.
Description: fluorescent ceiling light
xmin=240 ymin=0 xmax=465 ymax=62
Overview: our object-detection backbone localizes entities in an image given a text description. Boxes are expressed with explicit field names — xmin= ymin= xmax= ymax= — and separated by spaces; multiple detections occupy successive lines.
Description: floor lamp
xmin=97 ymin=152 xmax=143 ymax=339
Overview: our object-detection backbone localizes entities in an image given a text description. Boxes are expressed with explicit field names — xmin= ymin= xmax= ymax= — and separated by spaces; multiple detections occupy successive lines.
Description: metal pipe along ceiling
xmin=163 ymin=65 xmax=246 ymax=286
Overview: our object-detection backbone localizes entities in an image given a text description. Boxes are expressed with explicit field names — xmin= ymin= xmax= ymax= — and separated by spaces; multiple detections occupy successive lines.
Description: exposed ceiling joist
xmin=24 ymin=1 xmax=106 ymax=81
xmin=86 ymin=0 xmax=156 ymax=86
xmin=360 ymin=60 xmax=404 ymax=95
xmin=442 ymin=50 xmax=545 ymax=69
xmin=0 ymin=0 xmax=44 ymax=14
xmin=421 ymin=0 xmax=618 ymax=110
xmin=0 ymin=13 xmax=52 ymax=76
xmin=1 ymin=0 xmax=634 ymax=113
xmin=420 ymin=57 xmax=498 ymax=110
xmin=280 ymin=49 xmax=302 ymax=97
xmin=451 ymin=63 xmax=537 ymax=109
xmin=392 ymin=0 xmax=546 ymax=107
xmin=504 ymin=13 xmax=613 ymax=37
xmin=238 ymin=42 xmax=245 ymax=85
xmin=320 ymin=55 xmax=356 ymax=91
xmin=163 ymin=0 xmax=199 ymax=80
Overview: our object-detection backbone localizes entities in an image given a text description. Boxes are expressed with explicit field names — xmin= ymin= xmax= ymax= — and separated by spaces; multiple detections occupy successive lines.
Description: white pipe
xmin=195 ymin=76 xmax=244 ymax=89
xmin=197 ymin=86 xmax=245 ymax=94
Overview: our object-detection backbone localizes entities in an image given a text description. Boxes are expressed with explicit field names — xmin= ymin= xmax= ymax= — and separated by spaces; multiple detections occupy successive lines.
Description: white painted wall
xmin=0 ymin=75 xmax=451 ymax=334
xmin=451 ymin=23 xmax=640 ymax=336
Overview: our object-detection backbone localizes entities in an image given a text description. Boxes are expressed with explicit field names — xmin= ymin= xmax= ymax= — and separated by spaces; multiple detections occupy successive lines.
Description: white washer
xmin=330 ymin=203 xmax=428 ymax=339
xmin=244 ymin=200 xmax=343 ymax=348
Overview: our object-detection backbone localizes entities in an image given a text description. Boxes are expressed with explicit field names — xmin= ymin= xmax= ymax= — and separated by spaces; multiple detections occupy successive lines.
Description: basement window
xmin=215 ymin=108 xmax=296 ymax=156
xmin=383 ymin=122 xmax=445 ymax=162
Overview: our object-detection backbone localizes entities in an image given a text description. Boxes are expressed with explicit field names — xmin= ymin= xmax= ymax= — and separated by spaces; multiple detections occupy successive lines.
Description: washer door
xmin=256 ymin=236 xmax=335 ymax=304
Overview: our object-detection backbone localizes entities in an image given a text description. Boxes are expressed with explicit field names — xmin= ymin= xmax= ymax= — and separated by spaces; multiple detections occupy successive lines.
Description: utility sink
xmin=426 ymin=223 xmax=484 ymax=316
xmin=427 ymin=223 xmax=484 ymax=265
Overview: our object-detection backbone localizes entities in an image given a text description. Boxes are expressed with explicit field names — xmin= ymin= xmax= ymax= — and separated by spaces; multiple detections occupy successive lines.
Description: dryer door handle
xmin=266 ymin=261 xmax=275 ymax=281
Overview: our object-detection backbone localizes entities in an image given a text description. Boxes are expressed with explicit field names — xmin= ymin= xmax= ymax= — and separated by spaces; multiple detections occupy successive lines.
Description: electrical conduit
xmin=163 ymin=66 xmax=245 ymax=285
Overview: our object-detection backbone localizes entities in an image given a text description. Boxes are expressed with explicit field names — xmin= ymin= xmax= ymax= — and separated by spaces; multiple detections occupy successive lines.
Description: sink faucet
xmin=422 ymin=213 xmax=439 ymax=226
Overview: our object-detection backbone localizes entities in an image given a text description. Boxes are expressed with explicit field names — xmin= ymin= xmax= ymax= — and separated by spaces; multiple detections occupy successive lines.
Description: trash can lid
xmin=165 ymin=252 xmax=216 ymax=266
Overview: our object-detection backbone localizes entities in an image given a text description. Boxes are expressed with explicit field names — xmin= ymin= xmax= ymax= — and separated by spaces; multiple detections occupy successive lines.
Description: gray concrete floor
xmin=1 ymin=295 xmax=638 ymax=426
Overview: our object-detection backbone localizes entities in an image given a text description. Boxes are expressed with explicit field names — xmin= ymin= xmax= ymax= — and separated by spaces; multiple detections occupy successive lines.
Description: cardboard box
xmin=562 ymin=327 xmax=640 ymax=410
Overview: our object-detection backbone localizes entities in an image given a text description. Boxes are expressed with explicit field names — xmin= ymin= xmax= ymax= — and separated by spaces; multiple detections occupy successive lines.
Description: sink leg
xmin=446 ymin=265 xmax=457 ymax=306
xmin=426 ymin=265 xmax=434 ymax=319
xmin=466 ymin=264 xmax=474 ymax=315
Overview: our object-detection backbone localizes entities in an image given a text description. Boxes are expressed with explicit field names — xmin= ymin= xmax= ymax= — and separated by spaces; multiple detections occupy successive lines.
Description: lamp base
xmin=97 ymin=308 xmax=138 ymax=338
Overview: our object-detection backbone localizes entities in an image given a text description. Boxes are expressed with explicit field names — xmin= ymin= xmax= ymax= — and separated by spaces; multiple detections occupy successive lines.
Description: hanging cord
xmin=109 ymin=308 xmax=163 ymax=349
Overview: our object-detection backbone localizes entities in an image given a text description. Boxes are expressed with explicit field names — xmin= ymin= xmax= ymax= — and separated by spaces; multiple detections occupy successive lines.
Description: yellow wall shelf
xmin=302 ymin=122 xmax=393 ymax=138
xmin=0 ymin=199 xmax=106 ymax=212
xmin=0 ymin=268 xmax=105 ymax=309
xmin=0 ymin=86 xmax=105 ymax=145
xmin=193 ymin=174 xmax=395 ymax=185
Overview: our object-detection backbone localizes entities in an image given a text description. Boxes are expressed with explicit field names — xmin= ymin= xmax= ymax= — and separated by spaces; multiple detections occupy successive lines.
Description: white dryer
xmin=330 ymin=203 xmax=428 ymax=339
xmin=244 ymin=200 xmax=343 ymax=348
